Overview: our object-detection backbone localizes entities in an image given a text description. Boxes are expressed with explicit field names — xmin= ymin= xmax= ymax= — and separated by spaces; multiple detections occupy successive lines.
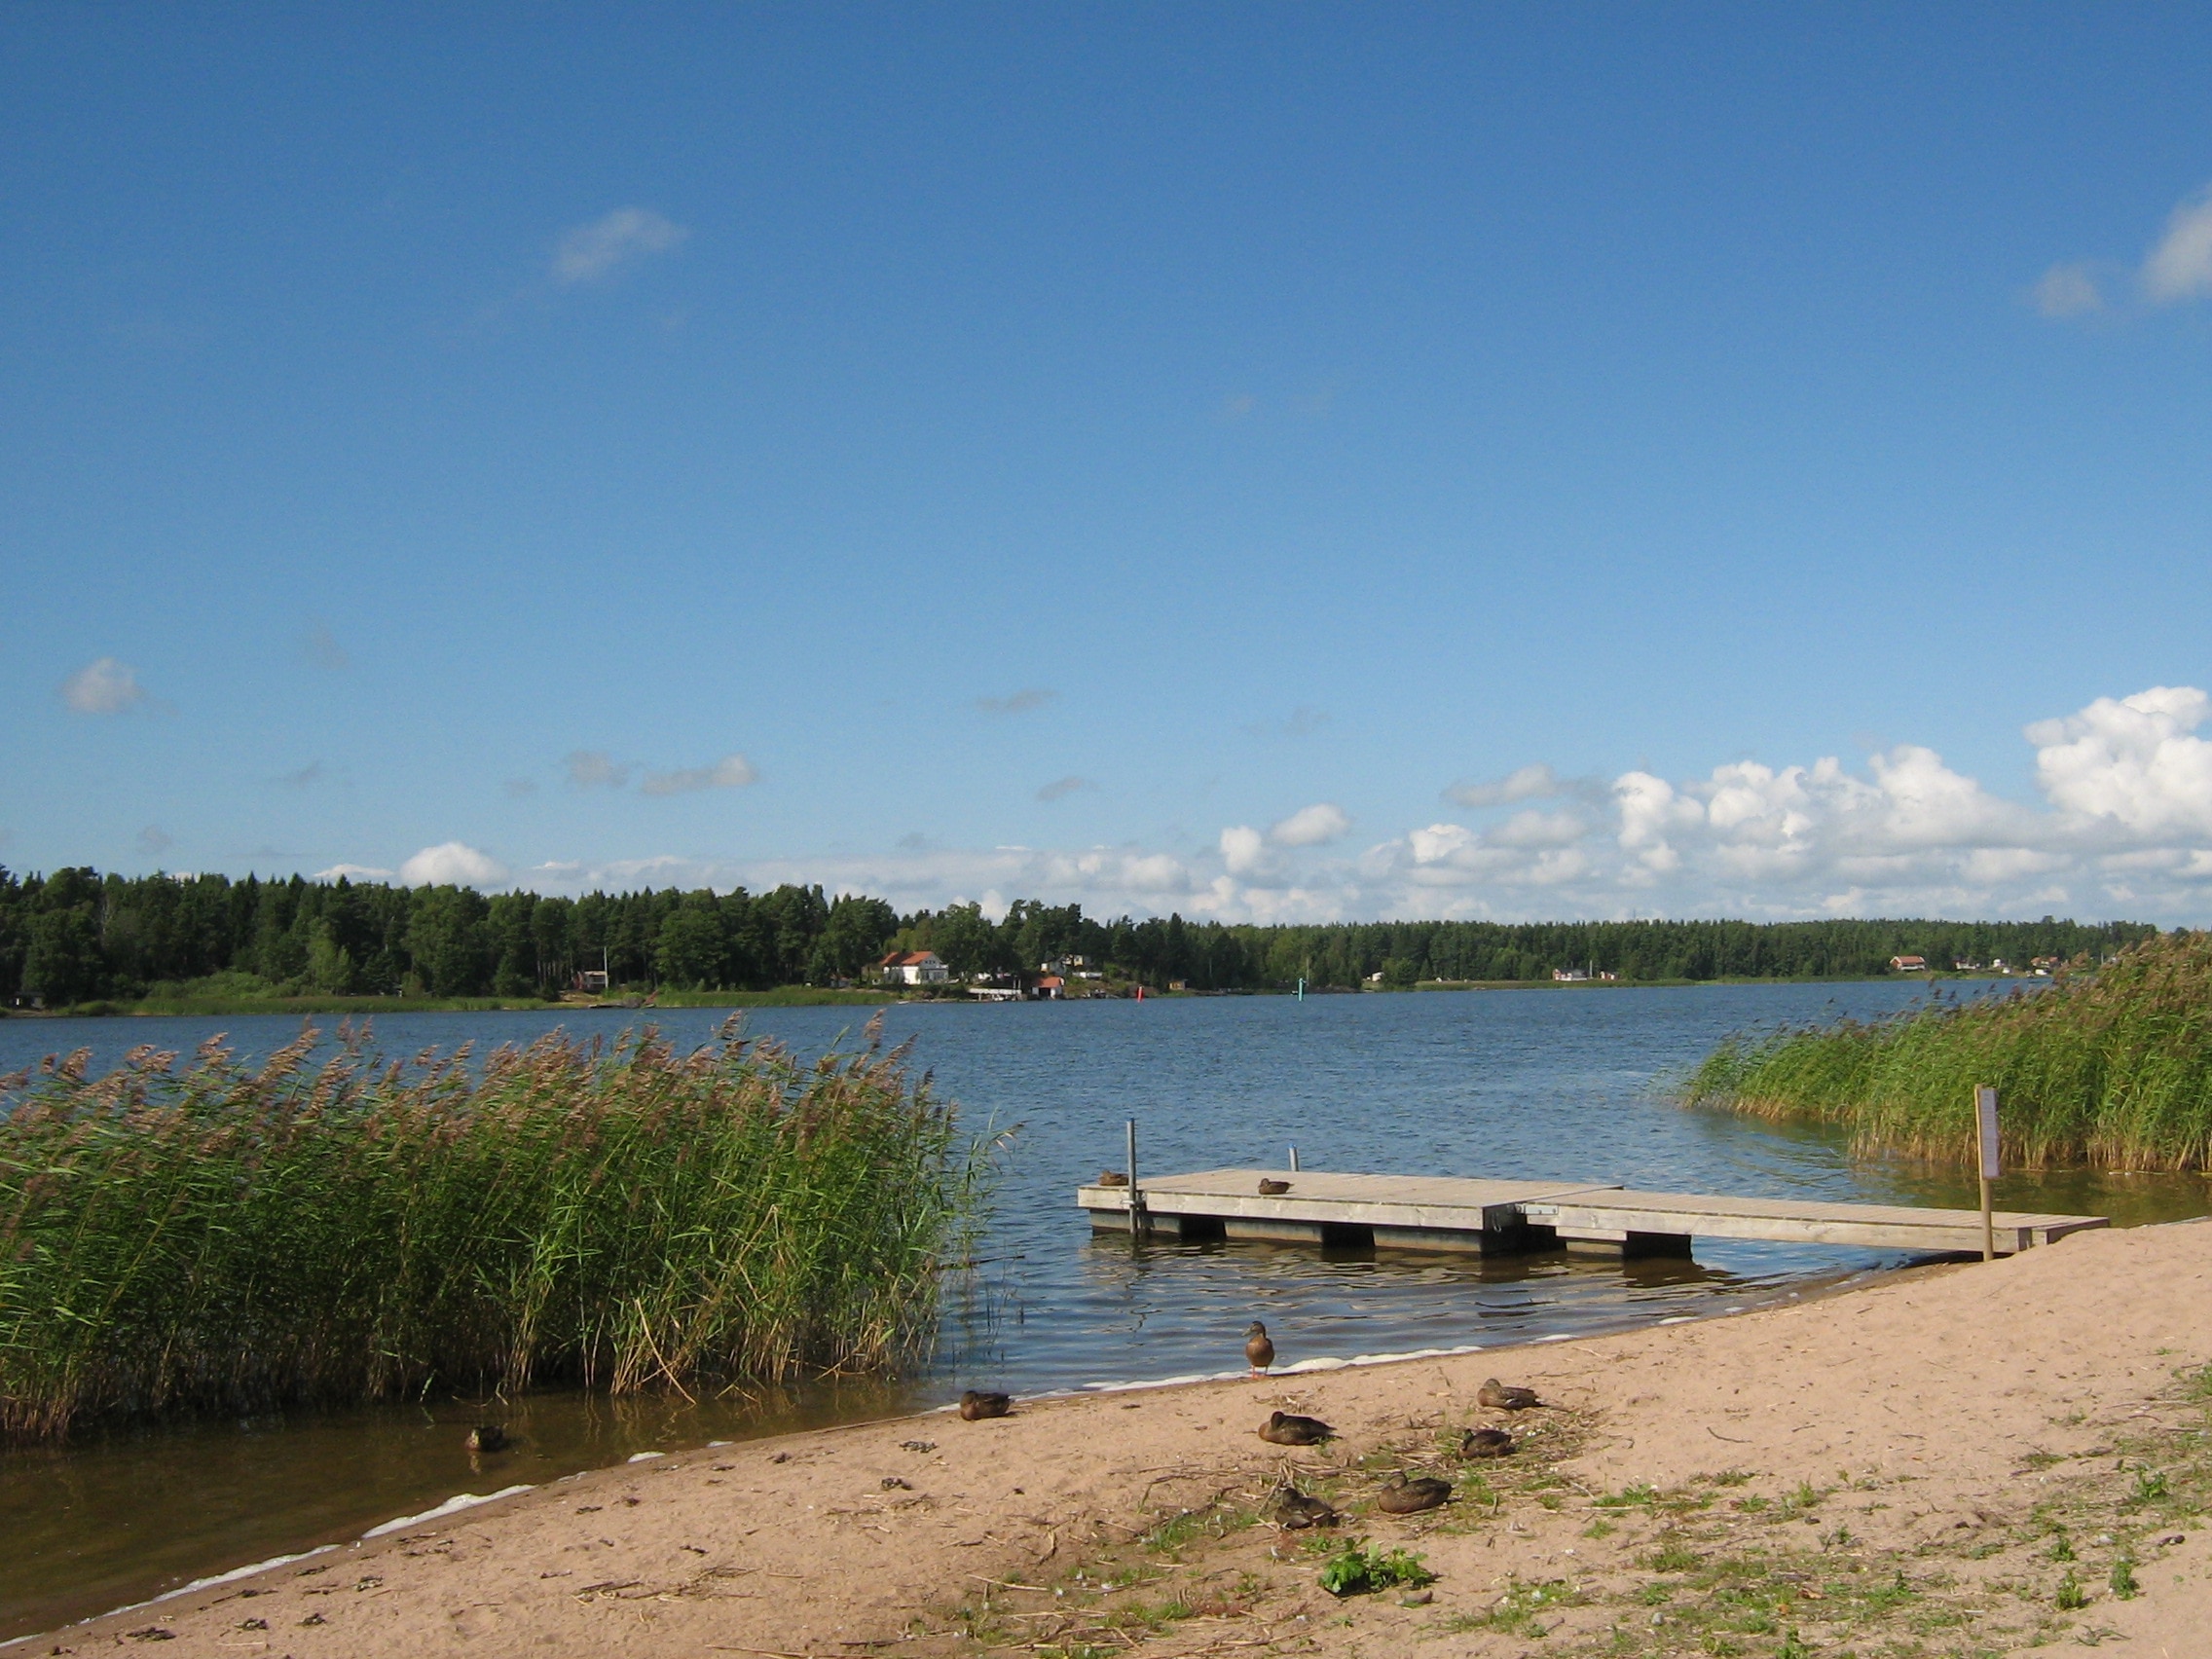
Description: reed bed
xmin=1683 ymin=931 xmax=2212 ymax=1171
xmin=0 ymin=1016 xmax=986 ymax=1444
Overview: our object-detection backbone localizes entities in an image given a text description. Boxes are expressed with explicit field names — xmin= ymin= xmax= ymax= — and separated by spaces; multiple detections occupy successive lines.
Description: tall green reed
xmin=1683 ymin=932 xmax=2212 ymax=1172
xmin=0 ymin=1015 xmax=988 ymax=1443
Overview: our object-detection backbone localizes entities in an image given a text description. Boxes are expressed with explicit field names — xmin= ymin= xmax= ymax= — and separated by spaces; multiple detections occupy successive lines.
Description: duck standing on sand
xmin=959 ymin=1389 xmax=1013 ymax=1420
xmin=1244 ymin=1320 xmax=1275 ymax=1377
xmin=1477 ymin=1378 xmax=1543 ymax=1411
xmin=1459 ymin=1426 xmax=1516 ymax=1458
xmin=1258 ymin=1410 xmax=1335 ymax=1446
xmin=1375 ymin=1474 xmax=1453 ymax=1514
xmin=1267 ymin=1487 xmax=1340 ymax=1529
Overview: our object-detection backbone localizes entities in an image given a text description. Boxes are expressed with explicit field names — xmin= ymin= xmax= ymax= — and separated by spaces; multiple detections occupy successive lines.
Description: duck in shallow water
xmin=1477 ymin=1378 xmax=1543 ymax=1411
xmin=1375 ymin=1474 xmax=1453 ymax=1515
xmin=1258 ymin=1410 xmax=1335 ymax=1446
xmin=959 ymin=1389 xmax=1013 ymax=1420
xmin=463 ymin=1424 xmax=509 ymax=1454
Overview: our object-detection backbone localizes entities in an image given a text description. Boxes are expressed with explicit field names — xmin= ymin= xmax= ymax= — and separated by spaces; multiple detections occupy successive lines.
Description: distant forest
xmin=0 ymin=866 xmax=2160 ymax=1007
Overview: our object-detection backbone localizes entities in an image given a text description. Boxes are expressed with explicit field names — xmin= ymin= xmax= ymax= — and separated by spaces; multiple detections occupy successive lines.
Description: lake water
xmin=4 ymin=981 xmax=2207 ymax=1639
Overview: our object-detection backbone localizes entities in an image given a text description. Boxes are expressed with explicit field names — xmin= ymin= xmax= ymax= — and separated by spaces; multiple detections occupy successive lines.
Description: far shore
xmin=0 ymin=973 xmax=2002 ymax=1021
xmin=48 ymin=1218 xmax=2212 ymax=1657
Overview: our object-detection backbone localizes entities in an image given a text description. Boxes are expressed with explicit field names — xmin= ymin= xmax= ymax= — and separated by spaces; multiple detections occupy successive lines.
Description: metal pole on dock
xmin=1975 ymin=1085 xmax=2000 ymax=1262
xmin=1289 ymin=1145 xmax=1300 ymax=1172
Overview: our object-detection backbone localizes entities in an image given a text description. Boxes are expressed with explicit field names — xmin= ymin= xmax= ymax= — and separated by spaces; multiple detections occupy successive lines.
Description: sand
xmin=48 ymin=1220 xmax=2212 ymax=1658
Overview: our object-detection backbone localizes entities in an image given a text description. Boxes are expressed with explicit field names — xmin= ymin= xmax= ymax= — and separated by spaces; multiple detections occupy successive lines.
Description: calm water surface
xmin=4 ymin=982 xmax=2206 ymax=1639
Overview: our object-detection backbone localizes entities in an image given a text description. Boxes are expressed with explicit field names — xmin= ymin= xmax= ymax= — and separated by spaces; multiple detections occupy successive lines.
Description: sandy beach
xmin=48 ymin=1220 xmax=2212 ymax=1659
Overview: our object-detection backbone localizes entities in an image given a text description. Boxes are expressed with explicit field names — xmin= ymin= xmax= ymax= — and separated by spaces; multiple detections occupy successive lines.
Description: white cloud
xmin=2029 ymin=685 xmax=2212 ymax=837
xmin=2144 ymin=184 xmax=2212 ymax=304
xmin=1446 ymin=763 xmax=1566 ymax=809
xmin=498 ymin=686 xmax=2212 ymax=925
xmin=2033 ymin=262 xmax=2105 ymax=317
xmin=1269 ymin=802 xmax=1350 ymax=847
xmin=316 ymin=862 xmax=395 ymax=881
xmin=553 ymin=207 xmax=689 ymax=285
xmin=60 ymin=657 xmax=147 ymax=715
xmin=1220 ymin=825 xmax=1270 ymax=876
xmin=640 ymin=754 xmax=757 ymax=796
xmin=567 ymin=750 xmax=633 ymax=790
xmin=398 ymin=842 xmax=508 ymax=888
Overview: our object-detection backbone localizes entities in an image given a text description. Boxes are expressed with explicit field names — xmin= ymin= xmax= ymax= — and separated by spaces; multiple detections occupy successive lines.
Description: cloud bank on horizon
xmin=325 ymin=687 xmax=2212 ymax=926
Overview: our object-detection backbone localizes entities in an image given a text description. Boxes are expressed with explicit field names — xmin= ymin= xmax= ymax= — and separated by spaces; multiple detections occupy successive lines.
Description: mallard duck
xmin=1097 ymin=1170 xmax=1129 ymax=1188
xmin=1459 ymin=1426 xmax=1516 ymax=1458
xmin=1268 ymin=1487 xmax=1339 ymax=1529
xmin=1375 ymin=1474 xmax=1452 ymax=1514
xmin=1477 ymin=1378 xmax=1543 ymax=1411
xmin=1258 ymin=1410 xmax=1335 ymax=1446
xmin=1257 ymin=1177 xmax=1291 ymax=1196
xmin=959 ymin=1389 xmax=1013 ymax=1420
xmin=463 ymin=1424 xmax=509 ymax=1454
xmin=1244 ymin=1320 xmax=1275 ymax=1376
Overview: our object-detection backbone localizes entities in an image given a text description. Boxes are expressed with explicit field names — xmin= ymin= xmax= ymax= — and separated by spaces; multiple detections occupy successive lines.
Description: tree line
xmin=0 ymin=865 xmax=2158 ymax=1007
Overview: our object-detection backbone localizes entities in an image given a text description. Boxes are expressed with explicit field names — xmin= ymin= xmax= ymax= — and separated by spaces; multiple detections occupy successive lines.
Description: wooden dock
xmin=1076 ymin=1167 xmax=2108 ymax=1258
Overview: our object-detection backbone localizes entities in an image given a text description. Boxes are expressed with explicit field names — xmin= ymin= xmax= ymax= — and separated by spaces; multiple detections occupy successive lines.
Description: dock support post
xmin=1126 ymin=1118 xmax=1147 ymax=1241
xmin=1289 ymin=1145 xmax=1300 ymax=1172
xmin=1975 ymin=1085 xmax=2000 ymax=1263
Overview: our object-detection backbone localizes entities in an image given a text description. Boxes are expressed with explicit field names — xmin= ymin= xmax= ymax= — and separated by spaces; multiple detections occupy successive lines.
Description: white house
xmin=877 ymin=950 xmax=949 ymax=985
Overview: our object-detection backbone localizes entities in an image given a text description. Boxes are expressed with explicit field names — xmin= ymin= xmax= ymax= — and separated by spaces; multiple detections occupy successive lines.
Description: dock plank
xmin=1075 ymin=1166 xmax=2108 ymax=1257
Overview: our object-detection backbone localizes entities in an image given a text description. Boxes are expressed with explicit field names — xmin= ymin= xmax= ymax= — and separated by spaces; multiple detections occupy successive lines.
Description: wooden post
xmin=1126 ymin=1118 xmax=1145 ymax=1241
xmin=1975 ymin=1085 xmax=2001 ymax=1262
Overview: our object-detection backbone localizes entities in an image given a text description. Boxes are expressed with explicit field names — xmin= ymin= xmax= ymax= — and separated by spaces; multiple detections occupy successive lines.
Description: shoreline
xmin=35 ymin=1224 xmax=2211 ymax=1657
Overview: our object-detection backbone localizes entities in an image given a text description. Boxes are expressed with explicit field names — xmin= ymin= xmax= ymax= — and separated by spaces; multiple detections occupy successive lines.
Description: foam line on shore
xmin=362 ymin=1484 xmax=536 ymax=1538
xmin=0 ymin=1546 xmax=343 ymax=1649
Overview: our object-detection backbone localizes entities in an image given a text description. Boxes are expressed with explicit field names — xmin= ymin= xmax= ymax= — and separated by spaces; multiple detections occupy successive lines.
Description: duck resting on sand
xmin=1258 ymin=1410 xmax=1335 ymax=1446
xmin=1257 ymin=1177 xmax=1291 ymax=1195
xmin=1459 ymin=1426 xmax=1516 ymax=1458
xmin=1477 ymin=1378 xmax=1544 ymax=1411
xmin=1375 ymin=1474 xmax=1453 ymax=1514
xmin=959 ymin=1389 xmax=1013 ymax=1420
xmin=1244 ymin=1320 xmax=1275 ymax=1376
xmin=463 ymin=1424 xmax=509 ymax=1453
xmin=1267 ymin=1487 xmax=1340 ymax=1529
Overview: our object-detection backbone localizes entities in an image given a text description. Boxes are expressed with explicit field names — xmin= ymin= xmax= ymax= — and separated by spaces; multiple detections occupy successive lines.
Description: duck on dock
xmin=1257 ymin=1178 xmax=1292 ymax=1196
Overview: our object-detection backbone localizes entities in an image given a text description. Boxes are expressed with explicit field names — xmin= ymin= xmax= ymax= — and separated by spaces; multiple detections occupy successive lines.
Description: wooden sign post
xmin=1974 ymin=1086 xmax=2001 ymax=1262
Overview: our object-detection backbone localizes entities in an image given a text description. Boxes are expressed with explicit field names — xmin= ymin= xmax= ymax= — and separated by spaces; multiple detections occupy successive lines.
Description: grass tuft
xmin=1683 ymin=931 xmax=2212 ymax=1169
xmin=0 ymin=1015 xmax=989 ymax=1441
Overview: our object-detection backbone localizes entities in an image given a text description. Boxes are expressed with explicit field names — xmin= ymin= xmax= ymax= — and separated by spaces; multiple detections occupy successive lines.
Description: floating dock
xmin=1076 ymin=1167 xmax=2108 ymax=1258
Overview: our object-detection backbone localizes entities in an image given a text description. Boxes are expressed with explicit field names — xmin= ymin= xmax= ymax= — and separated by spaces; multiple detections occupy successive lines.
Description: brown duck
xmin=1477 ymin=1378 xmax=1543 ymax=1411
xmin=1267 ymin=1487 xmax=1340 ymax=1530
xmin=1097 ymin=1170 xmax=1130 ymax=1187
xmin=1244 ymin=1320 xmax=1275 ymax=1376
xmin=1375 ymin=1474 xmax=1453 ymax=1514
xmin=463 ymin=1424 xmax=509 ymax=1454
xmin=1459 ymin=1426 xmax=1516 ymax=1458
xmin=1257 ymin=1177 xmax=1292 ymax=1195
xmin=959 ymin=1389 xmax=1013 ymax=1420
xmin=1258 ymin=1410 xmax=1335 ymax=1446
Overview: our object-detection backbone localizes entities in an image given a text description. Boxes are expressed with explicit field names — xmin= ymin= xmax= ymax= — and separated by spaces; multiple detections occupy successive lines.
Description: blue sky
xmin=7 ymin=4 xmax=2212 ymax=923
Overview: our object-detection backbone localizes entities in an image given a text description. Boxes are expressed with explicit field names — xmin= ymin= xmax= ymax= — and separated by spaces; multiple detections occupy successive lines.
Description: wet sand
xmin=44 ymin=1219 xmax=2212 ymax=1657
